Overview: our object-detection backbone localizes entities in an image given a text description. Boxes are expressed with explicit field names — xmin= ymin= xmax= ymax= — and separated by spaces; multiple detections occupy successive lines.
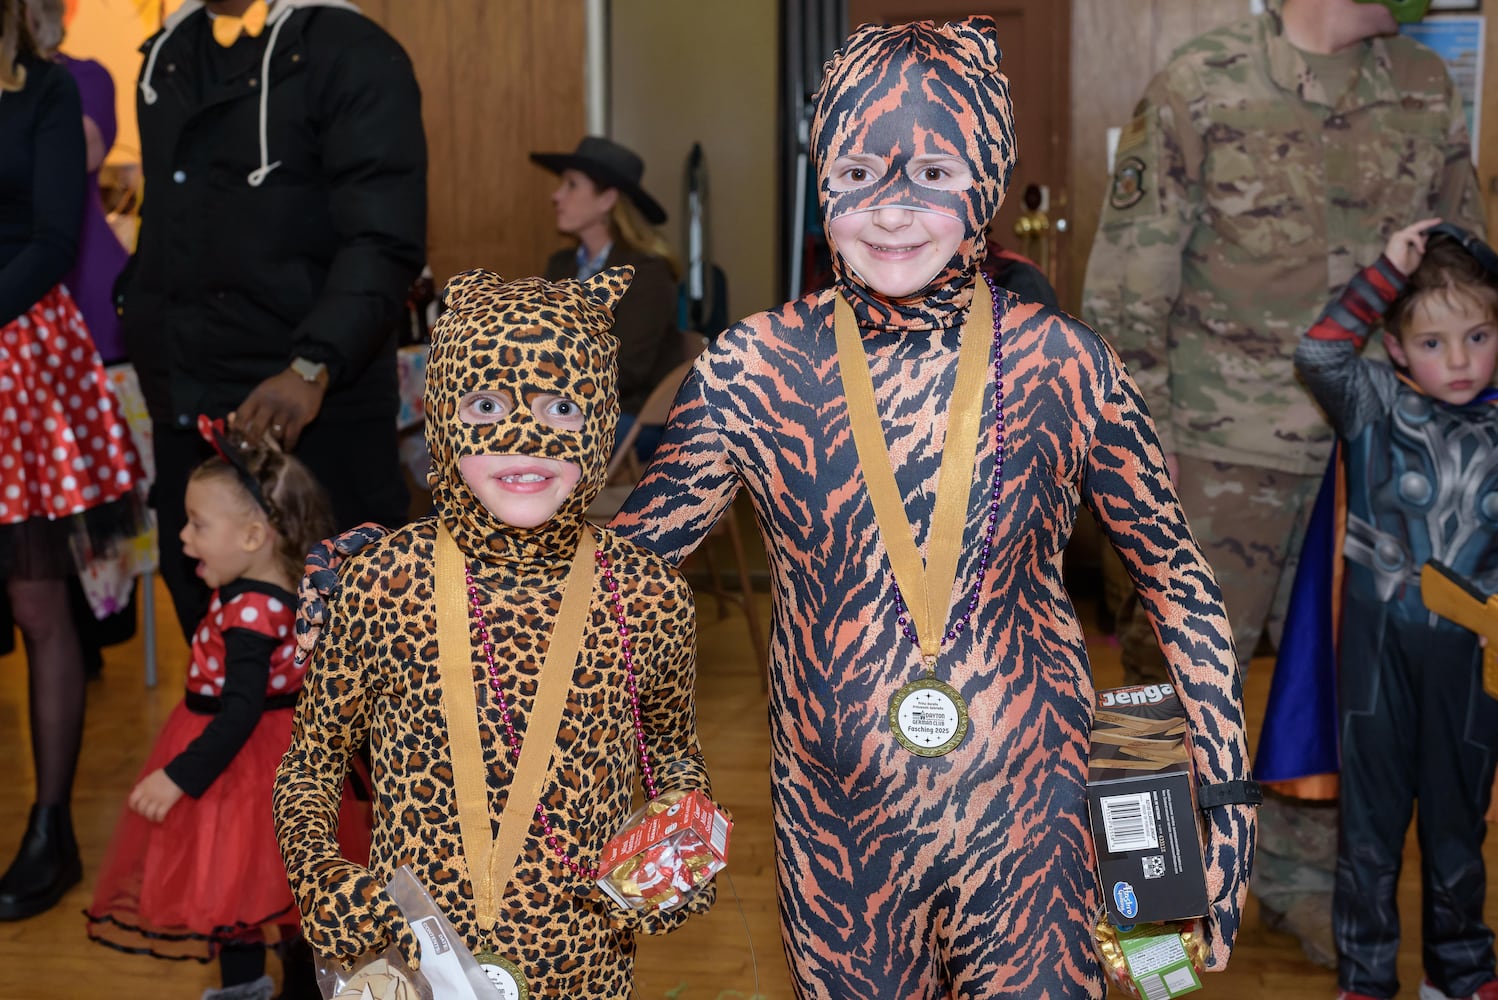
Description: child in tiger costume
xmin=607 ymin=16 xmax=1258 ymax=998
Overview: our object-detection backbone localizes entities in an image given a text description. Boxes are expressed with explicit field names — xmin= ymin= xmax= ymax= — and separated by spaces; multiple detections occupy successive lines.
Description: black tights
xmin=10 ymin=577 xmax=84 ymax=807
xmin=220 ymin=941 xmax=267 ymax=987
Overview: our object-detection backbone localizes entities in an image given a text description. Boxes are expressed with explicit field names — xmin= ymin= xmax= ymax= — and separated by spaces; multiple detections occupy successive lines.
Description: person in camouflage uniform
xmin=1081 ymin=0 xmax=1484 ymax=971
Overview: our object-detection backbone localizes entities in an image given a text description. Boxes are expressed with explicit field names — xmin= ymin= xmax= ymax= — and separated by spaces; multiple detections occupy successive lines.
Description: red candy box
xmin=597 ymin=789 xmax=732 ymax=912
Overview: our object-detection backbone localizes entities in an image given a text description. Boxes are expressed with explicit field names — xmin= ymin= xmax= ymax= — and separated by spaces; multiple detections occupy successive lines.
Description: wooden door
xmin=846 ymin=0 xmax=1073 ymax=302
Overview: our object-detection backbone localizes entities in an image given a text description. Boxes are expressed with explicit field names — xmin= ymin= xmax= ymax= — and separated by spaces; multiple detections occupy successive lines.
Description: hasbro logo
xmin=1113 ymin=880 xmax=1139 ymax=919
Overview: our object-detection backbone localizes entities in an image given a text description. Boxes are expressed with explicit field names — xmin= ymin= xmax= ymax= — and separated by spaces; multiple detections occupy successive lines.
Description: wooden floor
xmin=0 ymin=569 xmax=1484 ymax=998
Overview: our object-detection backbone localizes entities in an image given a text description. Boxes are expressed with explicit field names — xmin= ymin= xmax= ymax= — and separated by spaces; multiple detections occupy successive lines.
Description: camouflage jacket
xmin=1081 ymin=2 xmax=1483 ymax=475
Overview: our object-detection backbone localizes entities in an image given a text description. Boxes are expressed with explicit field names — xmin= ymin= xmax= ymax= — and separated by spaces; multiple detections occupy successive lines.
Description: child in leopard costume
xmin=273 ymin=267 xmax=717 ymax=997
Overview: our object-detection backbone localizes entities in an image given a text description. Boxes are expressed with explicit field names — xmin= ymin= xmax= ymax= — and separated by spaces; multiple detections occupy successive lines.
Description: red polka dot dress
xmin=0 ymin=285 xmax=143 ymax=575
xmin=85 ymin=580 xmax=304 ymax=959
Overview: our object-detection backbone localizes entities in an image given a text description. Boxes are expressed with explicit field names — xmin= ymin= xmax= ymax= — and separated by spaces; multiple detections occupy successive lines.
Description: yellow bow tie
xmin=211 ymin=0 xmax=270 ymax=48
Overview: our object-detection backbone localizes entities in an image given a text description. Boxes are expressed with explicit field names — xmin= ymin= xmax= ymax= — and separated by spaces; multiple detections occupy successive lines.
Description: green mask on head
xmin=1352 ymin=0 xmax=1430 ymax=24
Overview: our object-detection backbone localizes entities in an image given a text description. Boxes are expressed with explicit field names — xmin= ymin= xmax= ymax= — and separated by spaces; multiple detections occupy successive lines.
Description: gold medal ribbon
xmin=435 ymin=524 xmax=596 ymax=931
xmin=833 ymin=277 xmax=994 ymax=663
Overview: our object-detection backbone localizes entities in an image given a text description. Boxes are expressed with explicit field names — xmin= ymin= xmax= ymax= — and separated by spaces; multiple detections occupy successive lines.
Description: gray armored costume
xmin=1296 ymin=255 xmax=1498 ymax=999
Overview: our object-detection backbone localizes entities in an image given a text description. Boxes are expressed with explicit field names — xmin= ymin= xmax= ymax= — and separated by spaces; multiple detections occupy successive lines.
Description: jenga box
xmin=1088 ymin=683 xmax=1208 ymax=926
xmin=596 ymin=789 xmax=731 ymax=913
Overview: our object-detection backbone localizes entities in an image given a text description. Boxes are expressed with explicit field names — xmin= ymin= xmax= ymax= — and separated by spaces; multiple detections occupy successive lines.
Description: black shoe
xmin=0 ymin=804 xmax=82 ymax=921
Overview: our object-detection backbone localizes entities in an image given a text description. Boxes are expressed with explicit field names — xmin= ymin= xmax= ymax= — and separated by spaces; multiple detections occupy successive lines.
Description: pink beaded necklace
xmin=463 ymin=545 xmax=657 ymax=880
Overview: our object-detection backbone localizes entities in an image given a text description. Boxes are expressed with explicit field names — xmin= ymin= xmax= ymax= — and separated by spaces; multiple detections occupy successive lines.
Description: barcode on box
xmin=1138 ymin=973 xmax=1169 ymax=1000
xmin=1101 ymin=791 xmax=1158 ymax=852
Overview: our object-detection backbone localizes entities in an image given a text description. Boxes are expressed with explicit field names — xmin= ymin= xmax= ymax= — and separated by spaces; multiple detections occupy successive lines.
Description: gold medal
xmin=889 ymin=675 xmax=969 ymax=756
xmin=836 ymin=277 xmax=1001 ymax=758
xmin=474 ymin=953 xmax=529 ymax=1000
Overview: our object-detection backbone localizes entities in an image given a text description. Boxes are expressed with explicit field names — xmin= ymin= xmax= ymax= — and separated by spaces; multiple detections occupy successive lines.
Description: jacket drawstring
xmin=247 ymin=4 xmax=296 ymax=187
xmin=138 ymin=19 xmax=182 ymax=106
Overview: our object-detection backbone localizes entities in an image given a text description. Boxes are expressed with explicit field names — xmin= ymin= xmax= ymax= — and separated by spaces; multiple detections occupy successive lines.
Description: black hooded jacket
xmin=120 ymin=1 xmax=426 ymax=427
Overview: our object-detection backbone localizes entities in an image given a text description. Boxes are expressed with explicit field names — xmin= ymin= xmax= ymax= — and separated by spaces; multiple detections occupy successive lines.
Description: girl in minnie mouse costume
xmin=86 ymin=419 xmax=334 ymax=1000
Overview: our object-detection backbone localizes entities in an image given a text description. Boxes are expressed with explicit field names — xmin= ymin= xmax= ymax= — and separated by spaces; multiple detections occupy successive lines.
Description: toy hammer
xmin=1420 ymin=560 xmax=1498 ymax=700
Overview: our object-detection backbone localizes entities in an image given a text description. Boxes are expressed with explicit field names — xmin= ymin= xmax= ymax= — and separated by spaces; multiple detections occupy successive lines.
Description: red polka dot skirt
xmin=0 ymin=286 xmax=142 ymax=524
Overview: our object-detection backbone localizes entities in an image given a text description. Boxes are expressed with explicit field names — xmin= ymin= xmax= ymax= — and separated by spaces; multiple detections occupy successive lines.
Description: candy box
xmin=597 ymin=789 xmax=731 ymax=912
xmin=1087 ymin=682 xmax=1209 ymax=926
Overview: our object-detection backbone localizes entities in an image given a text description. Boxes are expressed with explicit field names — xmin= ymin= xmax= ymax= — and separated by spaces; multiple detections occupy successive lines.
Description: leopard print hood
xmin=811 ymin=16 xmax=1015 ymax=332
xmin=425 ymin=267 xmax=630 ymax=562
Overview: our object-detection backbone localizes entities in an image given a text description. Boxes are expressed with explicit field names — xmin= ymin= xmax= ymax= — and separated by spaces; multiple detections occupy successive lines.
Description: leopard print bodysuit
xmin=274 ymin=268 xmax=713 ymax=997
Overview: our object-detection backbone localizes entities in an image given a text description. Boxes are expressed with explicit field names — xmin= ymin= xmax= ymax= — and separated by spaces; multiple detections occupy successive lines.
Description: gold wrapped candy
xmin=1092 ymin=912 xmax=1206 ymax=998
xmin=331 ymin=958 xmax=420 ymax=1000
xmin=644 ymin=788 xmax=687 ymax=814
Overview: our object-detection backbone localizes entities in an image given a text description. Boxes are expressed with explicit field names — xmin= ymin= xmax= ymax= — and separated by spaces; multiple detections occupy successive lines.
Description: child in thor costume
xmin=609 ymin=18 xmax=1258 ymax=998
xmin=273 ymin=268 xmax=715 ymax=997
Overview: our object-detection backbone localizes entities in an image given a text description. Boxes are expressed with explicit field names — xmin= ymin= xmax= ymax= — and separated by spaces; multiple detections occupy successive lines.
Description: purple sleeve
xmin=63 ymin=56 xmax=117 ymax=152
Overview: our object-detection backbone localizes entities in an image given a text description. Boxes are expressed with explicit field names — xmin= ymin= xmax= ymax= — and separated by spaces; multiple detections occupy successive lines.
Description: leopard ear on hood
xmin=582 ymin=266 xmax=636 ymax=318
xmin=441 ymin=268 xmax=499 ymax=312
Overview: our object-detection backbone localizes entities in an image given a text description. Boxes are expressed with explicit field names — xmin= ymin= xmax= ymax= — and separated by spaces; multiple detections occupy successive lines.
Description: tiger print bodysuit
xmin=610 ymin=18 xmax=1256 ymax=999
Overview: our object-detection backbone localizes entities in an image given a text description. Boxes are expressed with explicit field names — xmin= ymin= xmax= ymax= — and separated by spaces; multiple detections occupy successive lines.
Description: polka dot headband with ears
xmin=196 ymin=414 xmax=272 ymax=517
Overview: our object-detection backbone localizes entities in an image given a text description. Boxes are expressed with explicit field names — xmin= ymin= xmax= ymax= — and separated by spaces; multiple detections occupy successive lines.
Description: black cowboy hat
xmin=1427 ymin=222 xmax=1498 ymax=281
xmin=530 ymin=136 xmax=667 ymax=226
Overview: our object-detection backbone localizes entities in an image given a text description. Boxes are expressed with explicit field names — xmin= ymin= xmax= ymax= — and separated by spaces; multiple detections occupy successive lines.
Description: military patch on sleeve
xmin=1109 ymin=156 xmax=1147 ymax=211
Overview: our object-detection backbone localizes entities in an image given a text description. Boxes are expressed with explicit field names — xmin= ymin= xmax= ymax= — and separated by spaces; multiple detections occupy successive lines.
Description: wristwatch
xmin=290 ymin=357 xmax=329 ymax=387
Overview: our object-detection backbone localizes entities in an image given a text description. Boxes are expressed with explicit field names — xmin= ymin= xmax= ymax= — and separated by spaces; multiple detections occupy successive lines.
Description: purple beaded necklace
xmin=890 ymin=269 xmax=1006 ymax=651
xmin=463 ymin=545 xmax=657 ymax=880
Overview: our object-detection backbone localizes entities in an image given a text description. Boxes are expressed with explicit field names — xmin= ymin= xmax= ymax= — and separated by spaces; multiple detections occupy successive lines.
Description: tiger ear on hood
xmin=943 ymin=15 xmax=1002 ymax=72
xmin=581 ymin=265 xmax=635 ymax=317
xmin=441 ymin=268 xmax=503 ymax=313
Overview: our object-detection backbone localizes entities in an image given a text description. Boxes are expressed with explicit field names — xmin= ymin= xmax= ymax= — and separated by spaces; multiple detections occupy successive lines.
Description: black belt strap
xmin=1197 ymin=779 xmax=1263 ymax=809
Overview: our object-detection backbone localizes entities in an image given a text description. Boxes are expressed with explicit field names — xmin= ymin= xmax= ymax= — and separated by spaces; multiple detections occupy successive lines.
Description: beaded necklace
xmin=890 ymin=269 xmax=1007 ymax=650
xmin=463 ymin=546 xmax=656 ymax=880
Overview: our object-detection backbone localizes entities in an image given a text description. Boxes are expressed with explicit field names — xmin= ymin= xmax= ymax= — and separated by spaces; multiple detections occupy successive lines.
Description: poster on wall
xmin=1400 ymin=16 xmax=1485 ymax=160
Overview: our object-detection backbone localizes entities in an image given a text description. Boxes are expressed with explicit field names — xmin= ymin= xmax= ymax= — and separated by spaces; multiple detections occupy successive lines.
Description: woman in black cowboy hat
xmin=532 ymin=136 xmax=683 ymax=462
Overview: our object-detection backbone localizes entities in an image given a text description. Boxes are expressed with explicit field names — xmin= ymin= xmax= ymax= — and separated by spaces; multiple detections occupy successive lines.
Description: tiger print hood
xmin=812 ymin=16 xmax=1015 ymax=332
xmin=425 ymin=267 xmax=629 ymax=562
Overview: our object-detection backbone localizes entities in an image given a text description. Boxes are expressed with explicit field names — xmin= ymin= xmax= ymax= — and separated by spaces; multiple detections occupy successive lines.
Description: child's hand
xmin=128 ymin=769 xmax=185 ymax=823
xmin=1384 ymin=218 xmax=1441 ymax=276
xmin=304 ymin=861 xmax=419 ymax=971
xmin=294 ymin=523 xmax=389 ymax=667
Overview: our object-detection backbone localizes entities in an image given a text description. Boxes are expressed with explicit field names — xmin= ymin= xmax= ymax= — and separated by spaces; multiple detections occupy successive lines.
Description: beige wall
xmin=609 ymin=0 xmax=780 ymax=321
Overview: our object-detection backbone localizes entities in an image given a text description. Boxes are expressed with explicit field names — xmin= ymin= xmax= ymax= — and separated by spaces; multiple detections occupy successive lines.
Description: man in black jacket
xmin=122 ymin=0 xmax=426 ymax=640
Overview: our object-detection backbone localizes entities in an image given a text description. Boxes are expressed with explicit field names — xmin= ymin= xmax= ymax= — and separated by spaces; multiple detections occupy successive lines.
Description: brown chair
xmin=587 ymin=359 xmax=768 ymax=684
